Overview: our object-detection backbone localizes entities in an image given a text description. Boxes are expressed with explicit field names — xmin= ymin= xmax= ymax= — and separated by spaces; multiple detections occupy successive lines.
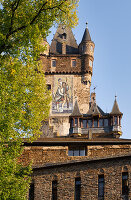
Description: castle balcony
xmin=70 ymin=127 xmax=82 ymax=134
xmin=112 ymin=125 xmax=122 ymax=133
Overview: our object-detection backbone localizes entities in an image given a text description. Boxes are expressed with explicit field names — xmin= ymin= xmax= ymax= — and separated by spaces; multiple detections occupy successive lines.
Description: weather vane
xmin=93 ymin=86 xmax=97 ymax=93
xmin=115 ymin=93 xmax=117 ymax=100
xmin=86 ymin=21 xmax=88 ymax=28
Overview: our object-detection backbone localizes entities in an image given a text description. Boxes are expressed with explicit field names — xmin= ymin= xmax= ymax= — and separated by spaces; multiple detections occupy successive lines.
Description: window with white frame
xmin=89 ymin=59 xmax=93 ymax=67
xmin=68 ymin=146 xmax=86 ymax=156
xmin=52 ymin=59 xmax=56 ymax=67
xmin=72 ymin=59 xmax=76 ymax=67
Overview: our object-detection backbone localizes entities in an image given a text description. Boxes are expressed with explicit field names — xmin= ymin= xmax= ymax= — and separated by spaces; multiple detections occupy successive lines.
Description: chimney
xmin=62 ymin=32 xmax=66 ymax=54
xmin=62 ymin=41 xmax=66 ymax=54
xmin=91 ymin=92 xmax=96 ymax=105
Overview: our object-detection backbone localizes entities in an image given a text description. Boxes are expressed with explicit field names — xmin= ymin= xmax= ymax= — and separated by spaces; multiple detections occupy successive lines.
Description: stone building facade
xmin=40 ymin=24 xmax=94 ymax=137
xmin=21 ymin=24 xmax=131 ymax=200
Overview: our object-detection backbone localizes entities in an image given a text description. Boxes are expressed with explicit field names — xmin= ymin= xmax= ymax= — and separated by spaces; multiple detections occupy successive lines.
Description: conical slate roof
xmin=110 ymin=99 xmax=123 ymax=115
xmin=50 ymin=25 xmax=78 ymax=55
xmin=81 ymin=28 xmax=91 ymax=42
xmin=70 ymin=100 xmax=82 ymax=117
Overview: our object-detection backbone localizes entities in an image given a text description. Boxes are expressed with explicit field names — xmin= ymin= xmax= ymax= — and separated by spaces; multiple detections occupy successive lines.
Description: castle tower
xmin=110 ymin=97 xmax=123 ymax=138
xmin=40 ymin=24 xmax=95 ymax=137
xmin=79 ymin=22 xmax=95 ymax=85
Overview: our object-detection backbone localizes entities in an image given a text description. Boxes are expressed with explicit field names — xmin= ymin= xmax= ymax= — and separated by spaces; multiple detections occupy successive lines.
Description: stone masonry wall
xmin=42 ymin=72 xmax=91 ymax=137
xmin=32 ymin=157 xmax=131 ymax=200
xmin=21 ymin=144 xmax=131 ymax=167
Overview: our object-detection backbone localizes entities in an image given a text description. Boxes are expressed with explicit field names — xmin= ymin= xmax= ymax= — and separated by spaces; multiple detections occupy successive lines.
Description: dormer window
xmin=89 ymin=59 xmax=93 ymax=67
xmin=72 ymin=59 xmax=76 ymax=67
xmin=52 ymin=59 xmax=56 ymax=67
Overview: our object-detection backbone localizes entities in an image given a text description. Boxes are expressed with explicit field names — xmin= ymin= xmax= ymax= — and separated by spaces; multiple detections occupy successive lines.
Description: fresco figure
xmin=55 ymin=78 xmax=69 ymax=112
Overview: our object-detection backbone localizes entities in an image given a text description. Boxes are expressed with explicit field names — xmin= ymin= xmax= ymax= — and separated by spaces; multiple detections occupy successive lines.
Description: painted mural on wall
xmin=52 ymin=76 xmax=73 ymax=113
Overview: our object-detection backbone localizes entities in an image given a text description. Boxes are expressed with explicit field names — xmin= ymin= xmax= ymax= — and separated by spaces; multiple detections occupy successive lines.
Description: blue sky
xmin=47 ymin=0 xmax=131 ymax=139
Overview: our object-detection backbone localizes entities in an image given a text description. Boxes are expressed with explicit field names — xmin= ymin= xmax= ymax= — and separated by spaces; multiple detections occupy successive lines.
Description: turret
xmin=79 ymin=23 xmax=95 ymax=84
xmin=79 ymin=22 xmax=95 ymax=58
xmin=69 ymin=100 xmax=82 ymax=136
xmin=110 ymin=96 xmax=123 ymax=138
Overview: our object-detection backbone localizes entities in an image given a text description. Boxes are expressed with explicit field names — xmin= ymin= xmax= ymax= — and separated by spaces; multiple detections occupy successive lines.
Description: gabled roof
xmin=50 ymin=25 xmax=79 ymax=55
xmin=81 ymin=28 xmax=91 ymax=43
xmin=70 ymin=100 xmax=82 ymax=117
xmin=87 ymin=103 xmax=105 ymax=116
xmin=110 ymin=99 xmax=123 ymax=115
xmin=87 ymin=103 xmax=100 ymax=115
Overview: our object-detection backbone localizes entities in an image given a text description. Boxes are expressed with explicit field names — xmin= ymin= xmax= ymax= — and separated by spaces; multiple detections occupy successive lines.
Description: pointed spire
xmin=70 ymin=100 xmax=82 ymax=117
xmin=110 ymin=97 xmax=123 ymax=115
xmin=81 ymin=23 xmax=91 ymax=42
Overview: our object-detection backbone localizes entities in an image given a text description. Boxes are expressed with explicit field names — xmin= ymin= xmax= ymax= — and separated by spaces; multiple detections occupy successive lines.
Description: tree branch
xmin=8 ymin=0 xmax=21 ymax=38
xmin=6 ymin=0 xmax=66 ymax=40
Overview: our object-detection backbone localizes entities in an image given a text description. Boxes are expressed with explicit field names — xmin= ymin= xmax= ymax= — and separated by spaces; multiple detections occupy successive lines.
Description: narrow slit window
xmin=90 ymin=45 xmax=93 ymax=52
xmin=75 ymin=177 xmax=81 ymax=200
xmin=98 ymin=174 xmax=104 ymax=200
xmin=52 ymin=180 xmax=57 ymax=200
xmin=89 ymin=59 xmax=93 ymax=67
xmin=122 ymin=172 xmax=129 ymax=196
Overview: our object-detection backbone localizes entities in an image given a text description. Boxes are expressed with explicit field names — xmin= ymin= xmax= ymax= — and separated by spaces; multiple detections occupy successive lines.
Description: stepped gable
xmin=110 ymin=98 xmax=123 ymax=115
xmin=50 ymin=25 xmax=79 ymax=55
xmin=70 ymin=100 xmax=82 ymax=117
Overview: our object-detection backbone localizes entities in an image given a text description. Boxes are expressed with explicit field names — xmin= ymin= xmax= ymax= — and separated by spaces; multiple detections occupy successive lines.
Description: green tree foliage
xmin=0 ymin=0 xmax=79 ymax=199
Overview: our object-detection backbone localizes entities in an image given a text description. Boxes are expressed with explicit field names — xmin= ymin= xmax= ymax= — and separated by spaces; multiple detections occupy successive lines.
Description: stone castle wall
xmin=32 ymin=158 xmax=131 ymax=200
xmin=41 ymin=52 xmax=92 ymax=136
xmin=21 ymin=143 xmax=131 ymax=167
xmin=24 ymin=142 xmax=131 ymax=200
